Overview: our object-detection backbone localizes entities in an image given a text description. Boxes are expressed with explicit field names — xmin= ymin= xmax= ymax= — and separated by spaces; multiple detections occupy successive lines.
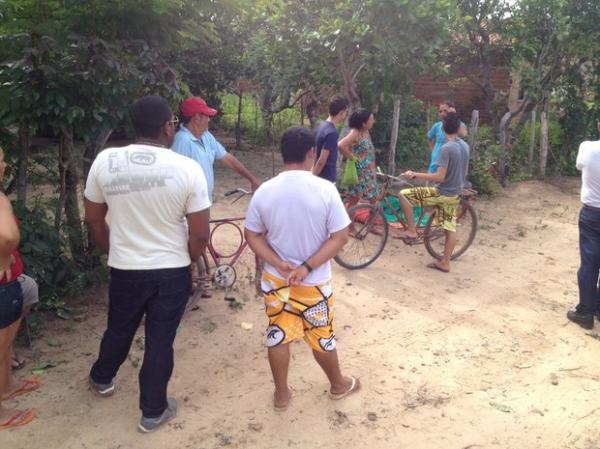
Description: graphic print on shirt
xmin=105 ymin=150 xmax=173 ymax=196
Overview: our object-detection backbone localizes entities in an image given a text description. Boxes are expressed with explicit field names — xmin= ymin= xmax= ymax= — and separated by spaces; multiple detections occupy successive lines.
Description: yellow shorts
xmin=400 ymin=186 xmax=460 ymax=232
xmin=261 ymin=271 xmax=336 ymax=352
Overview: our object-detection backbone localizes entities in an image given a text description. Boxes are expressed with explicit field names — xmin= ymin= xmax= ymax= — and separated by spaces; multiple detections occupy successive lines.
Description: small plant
xmin=515 ymin=224 xmax=527 ymax=238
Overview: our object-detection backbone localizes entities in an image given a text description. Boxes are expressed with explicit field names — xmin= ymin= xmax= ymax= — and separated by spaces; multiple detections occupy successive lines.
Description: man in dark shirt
xmin=312 ymin=96 xmax=349 ymax=182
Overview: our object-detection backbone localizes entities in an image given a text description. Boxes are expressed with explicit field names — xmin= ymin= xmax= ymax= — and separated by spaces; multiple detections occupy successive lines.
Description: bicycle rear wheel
xmin=334 ymin=204 xmax=389 ymax=269
xmin=424 ymin=203 xmax=478 ymax=260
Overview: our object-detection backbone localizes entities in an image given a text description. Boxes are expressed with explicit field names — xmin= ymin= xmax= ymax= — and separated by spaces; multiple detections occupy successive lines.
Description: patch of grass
xmin=515 ymin=224 xmax=527 ymax=238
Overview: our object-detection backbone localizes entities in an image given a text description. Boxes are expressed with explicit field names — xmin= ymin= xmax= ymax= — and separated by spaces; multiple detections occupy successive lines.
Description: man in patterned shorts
xmin=245 ymin=127 xmax=361 ymax=410
xmin=398 ymin=112 xmax=469 ymax=273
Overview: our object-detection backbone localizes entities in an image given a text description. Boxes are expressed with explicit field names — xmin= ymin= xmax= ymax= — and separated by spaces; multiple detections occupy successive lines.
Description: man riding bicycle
xmin=397 ymin=112 xmax=469 ymax=273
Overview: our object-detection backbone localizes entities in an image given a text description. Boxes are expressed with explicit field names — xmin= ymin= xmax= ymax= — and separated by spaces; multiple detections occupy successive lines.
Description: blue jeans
xmin=90 ymin=266 xmax=190 ymax=418
xmin=576 ymin=206 xmax=600 ymax=315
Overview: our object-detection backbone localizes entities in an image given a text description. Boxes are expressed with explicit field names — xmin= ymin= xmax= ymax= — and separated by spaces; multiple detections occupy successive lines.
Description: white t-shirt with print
xmin=84 ymin=144 xmax=211 ymax=270
xmin=245 ymin=170 xmax=350 ymax=285
xmin=576 ymin=140 xmax=600 ymax=208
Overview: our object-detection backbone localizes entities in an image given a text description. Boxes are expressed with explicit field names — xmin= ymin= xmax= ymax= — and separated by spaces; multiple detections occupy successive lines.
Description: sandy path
xmin=4 ymin=147 xmax=598 ymax=449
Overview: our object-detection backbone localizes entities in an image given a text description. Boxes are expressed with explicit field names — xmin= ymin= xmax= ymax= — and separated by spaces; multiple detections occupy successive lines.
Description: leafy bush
xmin=511 ymin=115 xmax=567 ymax=177
xmin=469 ymin=125 xmax=502 ymax=195
xmin=12 ymin=199 xmax=107 ymax=309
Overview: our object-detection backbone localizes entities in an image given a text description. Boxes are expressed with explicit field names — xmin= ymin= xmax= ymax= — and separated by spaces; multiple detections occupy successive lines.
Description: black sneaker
xmin=89 ymin=375 xmax=115 ymax=397
xmin=567 ymin=310 xmax=594 ymax=330
xmin=138 ymin=398 xmax=177 ymax=433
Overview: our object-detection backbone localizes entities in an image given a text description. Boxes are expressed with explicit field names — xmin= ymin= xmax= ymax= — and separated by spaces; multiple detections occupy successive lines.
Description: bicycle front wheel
xmin=334 ymin=204 xmax=389 ymax=269
xmin=424 ymin=203 xmax=478 ymax=260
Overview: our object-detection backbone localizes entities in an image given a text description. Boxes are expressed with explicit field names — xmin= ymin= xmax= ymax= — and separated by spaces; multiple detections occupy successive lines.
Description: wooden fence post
xmin=387 ymin=95 xmax=401 ymax=175
xmin=528 ymin=109 xmax=536 ymax=175
xmin=539 ymin=99 xmax=549 ymax=178
xmin=468 ymin=110 xmax=479 ymax=156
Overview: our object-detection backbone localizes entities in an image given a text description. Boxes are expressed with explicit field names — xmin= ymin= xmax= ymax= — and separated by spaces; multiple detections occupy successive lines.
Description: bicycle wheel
xmin=186 ymin=253 xmax=210 ymax=313
xmin=424 ymin=203 xmax=478 ymax=260
xmin=334 ymin=204 xmax=389 ymax=269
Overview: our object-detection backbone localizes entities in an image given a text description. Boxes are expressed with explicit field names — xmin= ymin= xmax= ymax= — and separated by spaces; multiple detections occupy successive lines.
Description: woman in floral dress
xmin=338 ymin=109 xmax=380 ymax=207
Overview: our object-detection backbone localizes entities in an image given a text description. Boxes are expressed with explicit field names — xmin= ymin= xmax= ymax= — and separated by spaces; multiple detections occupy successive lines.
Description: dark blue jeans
xmin=576 ymin=206 xmax=600 ymax=315
xmin=90 ymin=266 xmax=190 ymax=418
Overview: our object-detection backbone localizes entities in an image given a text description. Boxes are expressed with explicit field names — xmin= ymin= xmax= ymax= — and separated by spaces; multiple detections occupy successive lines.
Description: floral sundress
xmin=345 ymin=135 xmax=380 ymax=201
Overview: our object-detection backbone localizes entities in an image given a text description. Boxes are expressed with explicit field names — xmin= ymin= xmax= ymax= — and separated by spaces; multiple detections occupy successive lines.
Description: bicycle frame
xmin=205 ymin=217 xmax=248 ymax=267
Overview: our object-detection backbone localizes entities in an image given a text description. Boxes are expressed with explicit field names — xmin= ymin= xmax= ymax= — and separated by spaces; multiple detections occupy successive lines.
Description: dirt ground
xmin=5 ymin=141 xmax=600 ymax=449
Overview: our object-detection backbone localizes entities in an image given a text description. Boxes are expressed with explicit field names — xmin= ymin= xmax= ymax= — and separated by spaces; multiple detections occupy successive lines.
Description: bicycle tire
xmin=424 ymin=203 xmax=478 ymax=260
xmin=185 ymin=253 xmax=210 ymax=313
xmin=334 ymin=204 xmax=389 ymax=270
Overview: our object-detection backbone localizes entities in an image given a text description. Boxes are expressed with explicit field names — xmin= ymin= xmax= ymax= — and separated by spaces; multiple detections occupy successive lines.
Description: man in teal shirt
xmin=172 ymin=97 xmax=260 ymax=199
xmin=427 ymin=100 xmax=467 ymax=173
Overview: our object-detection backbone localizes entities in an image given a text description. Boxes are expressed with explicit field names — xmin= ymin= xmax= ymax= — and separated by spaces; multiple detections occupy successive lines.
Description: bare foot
xmin=273 ymin=387 xmax=292 ymax=410
xmin=427 ymin=260 xmax=450 ymax=273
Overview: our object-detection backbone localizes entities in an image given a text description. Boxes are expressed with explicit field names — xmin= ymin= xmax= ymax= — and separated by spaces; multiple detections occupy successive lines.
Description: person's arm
xmin=0 ymin=193 xmax=19 ymax=255
xmin=426 ymin=124 xmax=437 ymax=152
xmin=85 ymin=199 xmax=110 ymax=253
xmin=312 ymin=148 xmax=330 ymax=176
xmin=221 ymin=154 xmax=261 ymax=191
xmin=403 ymin=166 xmax=447 ymax=184
xmin=0 ymin=194 xmax=19 ymax=281
xmin=338 ymin=129 xmax=358 ymax=159
xmin=187 ymin=209 xmax=210 ymax=260
xmin=287 ymin=227 xmax=349 ymax=285
xmin=244 ymin=229 xmax=295 ymax=279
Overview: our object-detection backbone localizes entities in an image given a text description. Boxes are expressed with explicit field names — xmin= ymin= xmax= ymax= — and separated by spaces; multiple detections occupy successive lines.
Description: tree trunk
xmin=83 ymin=129 xmax=113 ymax=181
xmin=468 ymin=110 xmax=479 ymax=156
xmin=16 ymin=124 xmax=30 ymax=205
xmin=235 ymin=91 xmax=243 ymax=152
xmin=56 ymin=131 xmax=85 ymax=263
xmin=498 ymin=111 xmax=511 ymax=187
xmin=306 ymin=99 xmax=319 ymax=130
xmin=539 ymin=99 xmax=549 ymax=178
xmin=528 ymin=110 xmax=537 ymax=175
xmin=388 ymin=96 xmax=401 ymax=175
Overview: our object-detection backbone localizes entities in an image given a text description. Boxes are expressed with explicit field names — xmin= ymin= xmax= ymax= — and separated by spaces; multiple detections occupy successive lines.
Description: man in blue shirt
xmin=172 ymin=97 xmax=260 ymax=199
xmin=312 ymin=96 xmax=349 ymax=182
xmin=427 ymin=100 xmax=467 ymax=173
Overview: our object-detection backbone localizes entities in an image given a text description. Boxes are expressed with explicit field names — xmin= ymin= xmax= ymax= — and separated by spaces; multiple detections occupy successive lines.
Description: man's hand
xmin=0 ymin=253 xmax=15 ymax=282
xmin=251 ymin=179 xmax=262 ymax=193
xmin=275 ymin=260 xmax=296 ymax=279
xmin=287 ymin=265 xmax=309 ymax=286
xmin=403 ymin=170 xmax=417 ymax=179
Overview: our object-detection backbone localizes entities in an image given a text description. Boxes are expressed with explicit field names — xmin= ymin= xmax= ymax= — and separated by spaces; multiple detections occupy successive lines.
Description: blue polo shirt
xmin=172 ymin=126 xmax=227 ymax=198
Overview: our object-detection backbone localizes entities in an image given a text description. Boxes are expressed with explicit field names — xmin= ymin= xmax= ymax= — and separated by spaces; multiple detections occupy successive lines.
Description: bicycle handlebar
xmin=224 ymin=188 xmax=251 ymax=197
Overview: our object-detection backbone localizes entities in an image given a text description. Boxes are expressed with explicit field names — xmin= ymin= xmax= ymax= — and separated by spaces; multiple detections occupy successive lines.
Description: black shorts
xmin=0 ymin=280 xmax=23 ymax=329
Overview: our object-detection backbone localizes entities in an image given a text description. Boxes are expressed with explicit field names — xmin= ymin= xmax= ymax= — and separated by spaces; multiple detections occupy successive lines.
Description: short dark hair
xmin=280 ymin=127 xmax=315 ymax=164
xmin=329 ymin=96 xmax=349 ymax=116
xmin=441 ymin=100 xmax=455 ymax=109
xmin=130 ymin=95 xmax=172 ymax=139
xmin=443 ymin=112 xmax=461 ymax=135
xmin=348 ymin=108 xmax=372 ymax=130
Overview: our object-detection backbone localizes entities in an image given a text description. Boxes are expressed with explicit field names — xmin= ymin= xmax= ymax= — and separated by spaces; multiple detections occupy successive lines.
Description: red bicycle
xmin=186 ymin=188 xmax=262 ymax=312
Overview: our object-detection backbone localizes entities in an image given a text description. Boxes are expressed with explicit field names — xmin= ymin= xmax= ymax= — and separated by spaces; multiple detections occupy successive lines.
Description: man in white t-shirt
xmin=245 ymin=127 xmax=360 ymax=411
xmin=84 ymin=96 xmax=211 ymax=432
xmin=567 ymin=122 xmax=600 ymax=330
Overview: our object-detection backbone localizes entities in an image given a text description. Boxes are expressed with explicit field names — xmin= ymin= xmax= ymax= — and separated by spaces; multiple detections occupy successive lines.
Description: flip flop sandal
xmin=0 ymin=409 xmax=37 ymax=431
xmin=273 ymin=387 xmax=293 ymax=411
xmin=11 ymin=355 xmax=25 ymax=371
xmin=329 ymin=376 xmax=361 ymax=400
xmin=426 ymin=262 xmax=450 ymax=273
xmin=400 ymin=236 xmax=419 ymax=245
xmin=4 ymin=378 xmax=42 ymax=401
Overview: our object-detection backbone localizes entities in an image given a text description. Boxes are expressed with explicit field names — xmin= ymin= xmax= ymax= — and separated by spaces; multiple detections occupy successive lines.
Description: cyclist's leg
xmin=397 ymin=187 xmax=438 ymax=237
xmin=427 ymin=195 xmax=459 ymax=272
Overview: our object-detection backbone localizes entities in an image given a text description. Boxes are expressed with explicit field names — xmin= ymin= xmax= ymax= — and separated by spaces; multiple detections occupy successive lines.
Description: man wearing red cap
xmin=172 ymin=97 xmax=260 ymax=199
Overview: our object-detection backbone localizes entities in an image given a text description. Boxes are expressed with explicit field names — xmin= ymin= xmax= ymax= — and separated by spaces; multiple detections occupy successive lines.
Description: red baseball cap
xmin=180 ymin=96 xmax=218 ymax=118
